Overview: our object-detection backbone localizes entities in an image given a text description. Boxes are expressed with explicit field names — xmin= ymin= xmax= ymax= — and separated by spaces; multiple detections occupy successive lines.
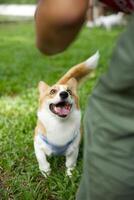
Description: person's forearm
xmin=35 ymin=0 xmax=89 ymax=55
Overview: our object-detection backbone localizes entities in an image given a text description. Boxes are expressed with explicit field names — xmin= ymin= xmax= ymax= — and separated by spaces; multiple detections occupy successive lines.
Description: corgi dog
xmin=34 ymin=51 xmax=100 ymax=177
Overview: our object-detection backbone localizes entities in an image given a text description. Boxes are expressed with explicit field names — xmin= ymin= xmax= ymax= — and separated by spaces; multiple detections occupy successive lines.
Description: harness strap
xmin=39 ymin=132 xmax=78 ymax=155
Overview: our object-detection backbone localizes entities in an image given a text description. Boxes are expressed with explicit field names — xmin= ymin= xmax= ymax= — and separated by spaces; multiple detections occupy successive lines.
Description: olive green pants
xmin=77 ymin=14 xmax=134 ymax=200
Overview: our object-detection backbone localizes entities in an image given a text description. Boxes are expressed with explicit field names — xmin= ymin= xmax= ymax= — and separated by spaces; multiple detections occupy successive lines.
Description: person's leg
xmin=77 ymin=14 xmax=134 ymax=200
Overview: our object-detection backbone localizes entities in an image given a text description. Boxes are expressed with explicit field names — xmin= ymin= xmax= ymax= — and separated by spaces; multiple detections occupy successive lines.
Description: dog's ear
xmin=67 ymin=78 xmax=77 ymax=91
xmin=38 ymin=81 xmax=49 ymax=97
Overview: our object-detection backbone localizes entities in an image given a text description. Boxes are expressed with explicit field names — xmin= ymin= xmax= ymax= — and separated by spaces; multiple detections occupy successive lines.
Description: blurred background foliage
xmin=0 ymin=0 xmax=35 ymax=4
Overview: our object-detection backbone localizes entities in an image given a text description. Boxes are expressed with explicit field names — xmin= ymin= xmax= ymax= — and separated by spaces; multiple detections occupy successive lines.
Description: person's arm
xmin=35 ymin=0 xmax=89 ymax=55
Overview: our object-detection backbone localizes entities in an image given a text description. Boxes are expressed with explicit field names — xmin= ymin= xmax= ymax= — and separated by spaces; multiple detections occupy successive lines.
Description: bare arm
xmin=35 ymin=0 xmax=89 ymax=55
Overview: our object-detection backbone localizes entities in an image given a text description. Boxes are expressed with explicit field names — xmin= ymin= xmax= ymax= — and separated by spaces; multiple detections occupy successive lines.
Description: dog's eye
xmin=50 ymin=89 xmax=57 ymax=95
xmin=67 ymin=89 xmax=72 ymax=95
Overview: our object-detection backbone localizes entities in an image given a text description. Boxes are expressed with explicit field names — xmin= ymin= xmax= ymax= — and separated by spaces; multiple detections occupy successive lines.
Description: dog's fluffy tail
xmin=58 ymin=51 xmax=100 ymax=84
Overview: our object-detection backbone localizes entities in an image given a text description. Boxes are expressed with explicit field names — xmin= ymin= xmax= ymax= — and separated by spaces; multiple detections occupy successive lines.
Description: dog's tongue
xmin=55 ymin=106 xmax=70 ymax=116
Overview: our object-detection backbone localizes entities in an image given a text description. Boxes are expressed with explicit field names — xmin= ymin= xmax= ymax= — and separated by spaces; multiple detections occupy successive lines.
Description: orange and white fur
xmin=34 ymin=51 xmax=99 ymax=177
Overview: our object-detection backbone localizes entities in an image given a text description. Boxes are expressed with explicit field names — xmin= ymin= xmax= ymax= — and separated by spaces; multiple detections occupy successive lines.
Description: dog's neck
xmin=37 ymin=109 xmax=81 ymax=146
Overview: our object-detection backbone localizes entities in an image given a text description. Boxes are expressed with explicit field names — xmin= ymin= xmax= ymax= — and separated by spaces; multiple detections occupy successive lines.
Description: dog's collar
xmin=39 ymin=132 xmax=78 ymax=155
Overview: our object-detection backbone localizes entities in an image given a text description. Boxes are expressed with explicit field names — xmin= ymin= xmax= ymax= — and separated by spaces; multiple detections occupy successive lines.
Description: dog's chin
xmin=49 ymin=101 xmax=72 ymax=118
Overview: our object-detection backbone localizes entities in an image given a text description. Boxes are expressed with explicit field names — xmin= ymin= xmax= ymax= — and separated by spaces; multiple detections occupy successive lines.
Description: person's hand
xmin=35 ymin=0 xmax=89 ymax=55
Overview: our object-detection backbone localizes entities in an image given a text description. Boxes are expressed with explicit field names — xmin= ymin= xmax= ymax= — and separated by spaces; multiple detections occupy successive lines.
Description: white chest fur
xmin=37 ymin=109 xmax=81 ymax=146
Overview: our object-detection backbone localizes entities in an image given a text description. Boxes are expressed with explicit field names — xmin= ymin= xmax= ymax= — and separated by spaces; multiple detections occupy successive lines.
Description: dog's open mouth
xmin=49 ymin=101 xmax=72 ymax=118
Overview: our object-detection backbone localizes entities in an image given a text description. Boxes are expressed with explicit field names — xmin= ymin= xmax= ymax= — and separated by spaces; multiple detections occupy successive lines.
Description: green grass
xmin=0 ymin=21 xmax=123 ymax=200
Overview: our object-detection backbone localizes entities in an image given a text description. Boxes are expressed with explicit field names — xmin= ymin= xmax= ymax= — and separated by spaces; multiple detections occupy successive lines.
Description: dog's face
xmin=38 ymin=78 xmax=79 ymax=119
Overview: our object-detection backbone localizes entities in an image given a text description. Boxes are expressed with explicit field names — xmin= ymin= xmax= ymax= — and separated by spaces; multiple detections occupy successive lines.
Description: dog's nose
xmin=60 ymin=91 xmax=68 ymax=99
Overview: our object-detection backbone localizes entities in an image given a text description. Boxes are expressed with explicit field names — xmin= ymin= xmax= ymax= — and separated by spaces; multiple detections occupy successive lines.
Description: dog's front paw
xmin=40 ymin=168 xmax=51 ymax=177
xmin=40 ymin=164 xmax=51 ymax=177
xmin=66 ymin=167 xmax=74 ymax=177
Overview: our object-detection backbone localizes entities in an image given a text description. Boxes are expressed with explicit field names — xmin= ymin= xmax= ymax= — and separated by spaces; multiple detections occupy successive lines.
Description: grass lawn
xmin=0 ymin=21 xmax=123 ymax=200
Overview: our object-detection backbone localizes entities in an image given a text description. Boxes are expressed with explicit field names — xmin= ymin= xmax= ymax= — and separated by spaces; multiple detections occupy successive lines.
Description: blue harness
xmin=39 ymin=133 xmax=78 ymax=156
